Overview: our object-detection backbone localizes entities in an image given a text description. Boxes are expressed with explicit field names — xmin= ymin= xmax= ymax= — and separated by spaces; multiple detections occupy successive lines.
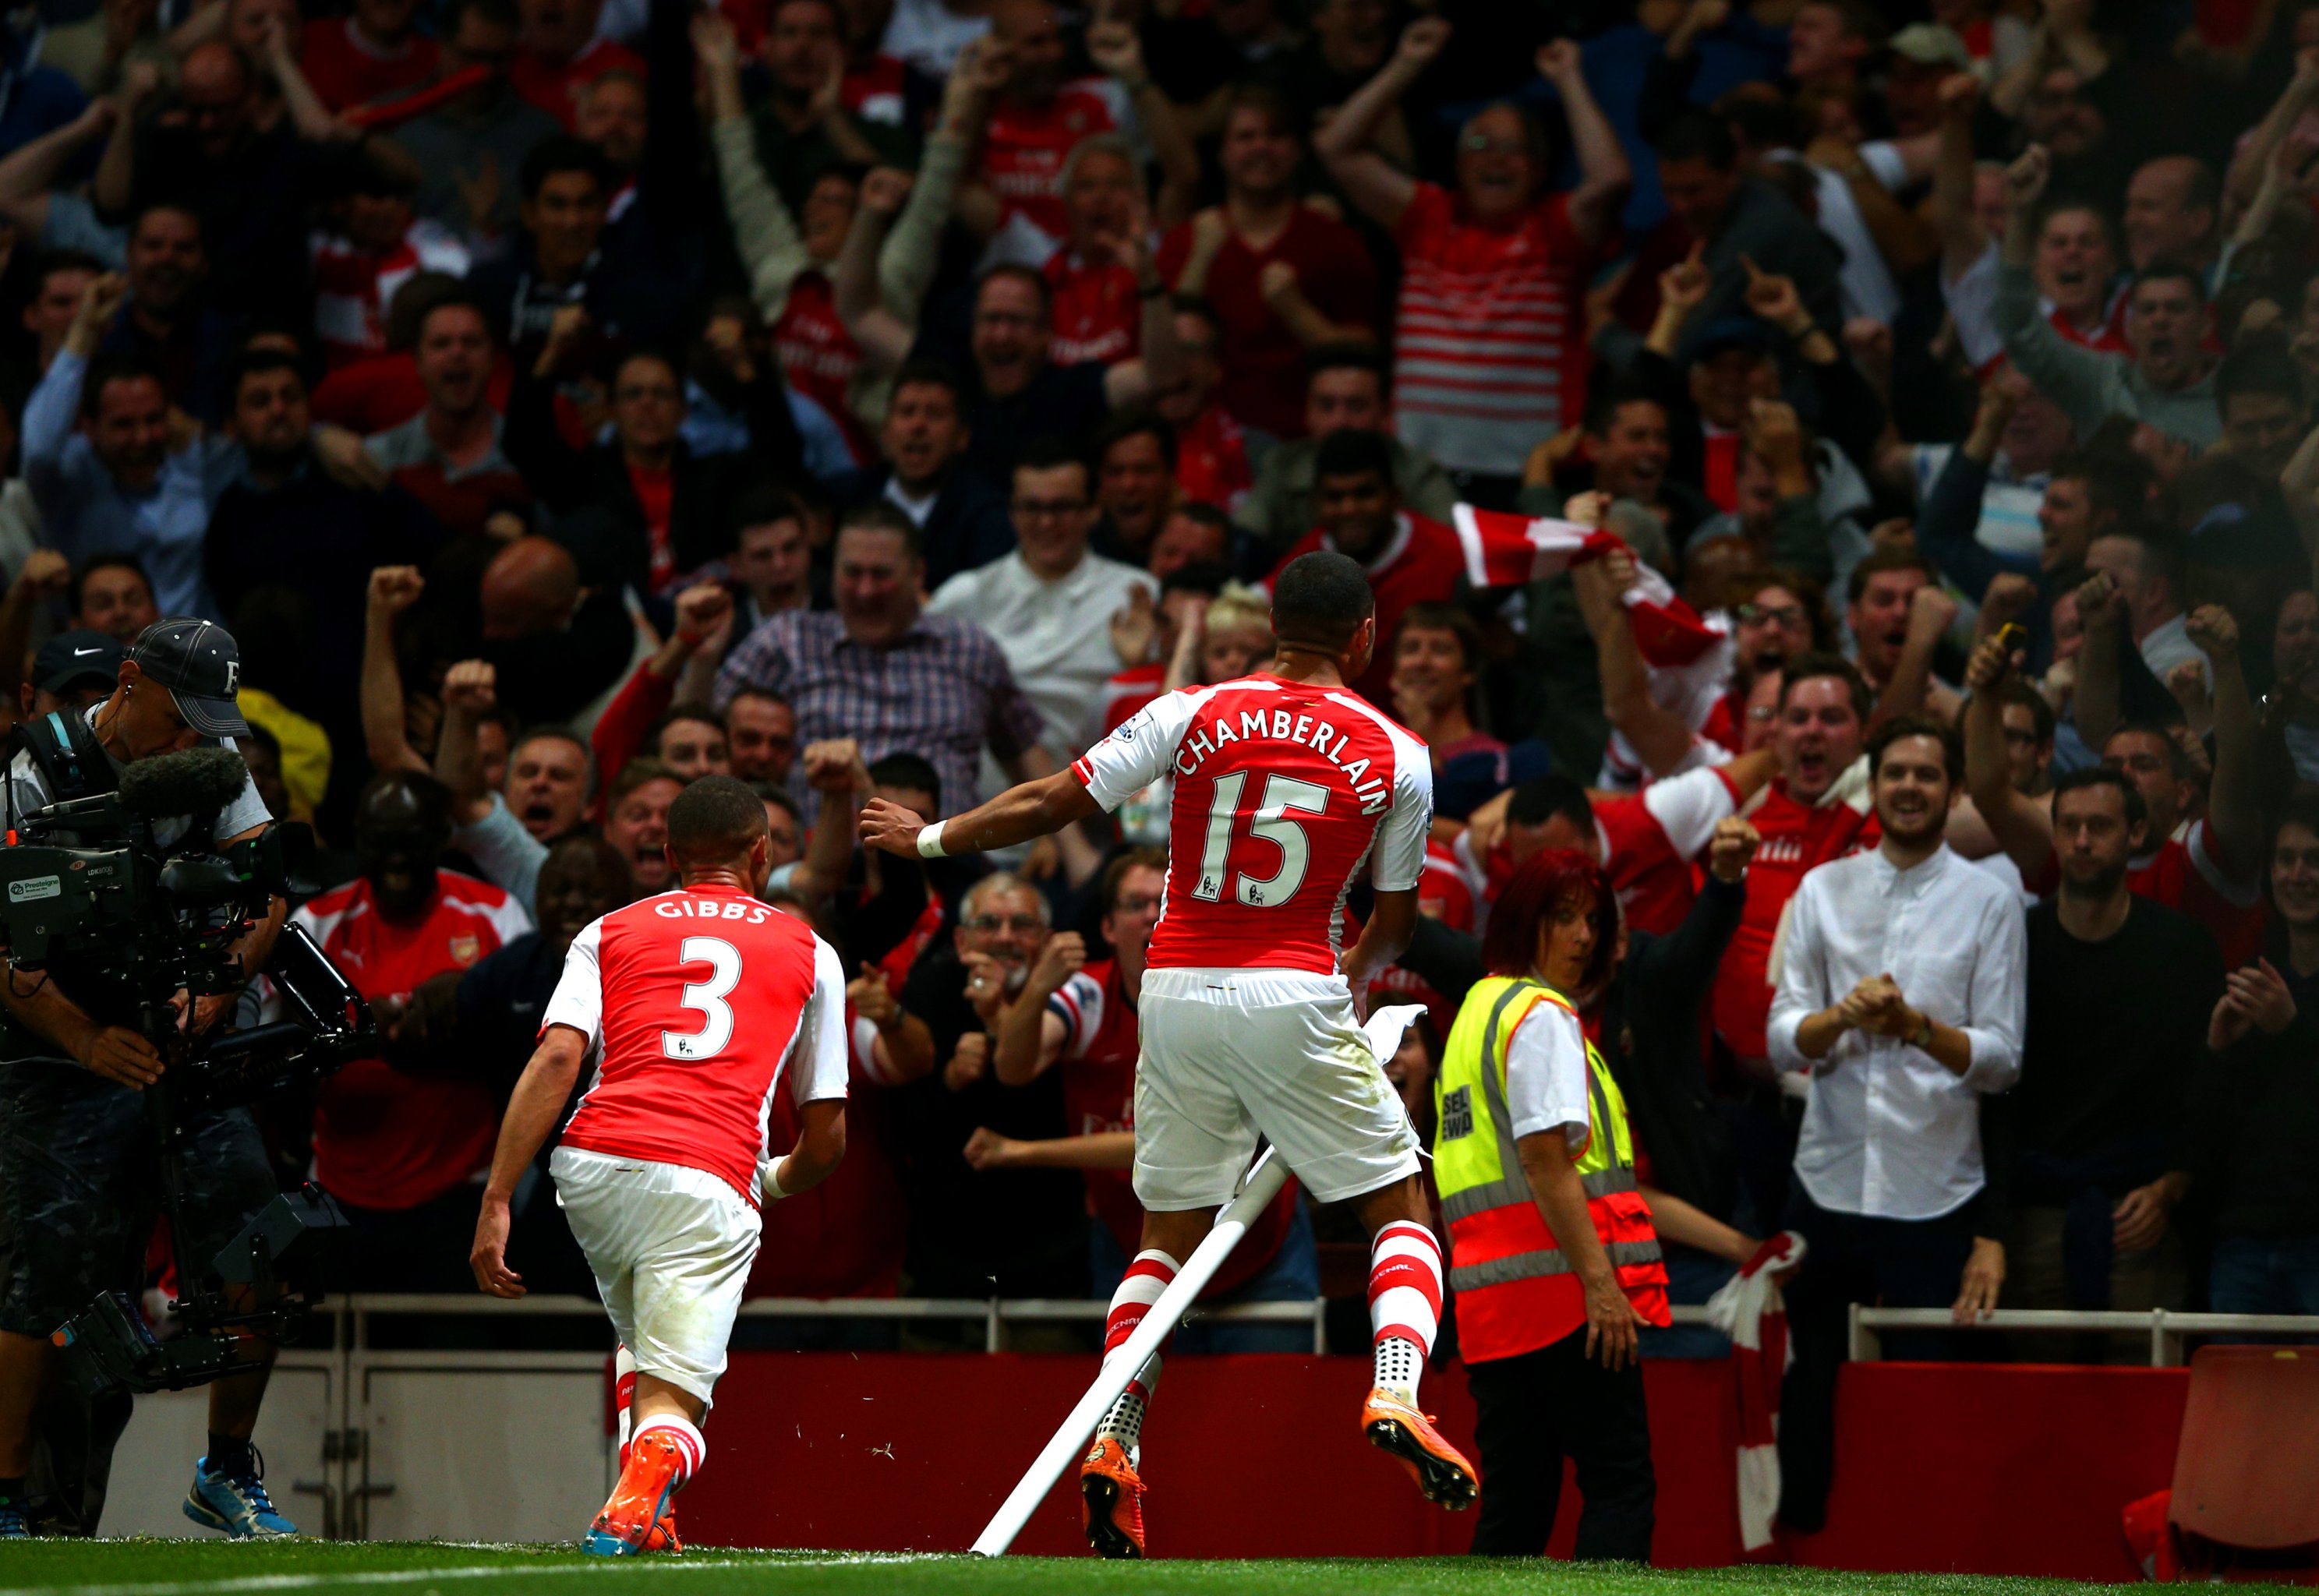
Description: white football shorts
xmin=551 ymin=1146 xmax=760 ymax=1404
xmin=1133 ymin=966 xmax=1420 ymax=1210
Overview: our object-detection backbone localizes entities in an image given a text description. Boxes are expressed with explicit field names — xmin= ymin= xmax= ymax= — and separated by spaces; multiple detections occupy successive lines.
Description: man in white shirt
xmin=927 ymin=440 xmax=1157 ymax=769
xmin=1766 ymin=712 xmax=2025 ymax=1535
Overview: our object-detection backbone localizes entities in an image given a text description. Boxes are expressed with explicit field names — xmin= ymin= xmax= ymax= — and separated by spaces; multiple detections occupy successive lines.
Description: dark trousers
xmin=1776 ymin=1185 xmax=1976 ymax=1534
xmin=1466 ymin=1323 xmax=1656 ymax=1561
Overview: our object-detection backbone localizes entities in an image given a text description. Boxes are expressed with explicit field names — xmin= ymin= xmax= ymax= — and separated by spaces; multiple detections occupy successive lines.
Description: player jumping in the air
xmin=863 ymin=551 xmax=1472 ymax=1559
xmin=472 ymin=776 xmax=850 ymax=1555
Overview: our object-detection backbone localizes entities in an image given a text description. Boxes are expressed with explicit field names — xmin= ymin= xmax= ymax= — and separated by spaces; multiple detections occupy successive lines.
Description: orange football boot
xmin=583 ymin=1429 xmax=687 ymax=1555
xmin=1079 ymin=1436 xmax=1147 ymax=1559
xmin=640 ymin=1508 xmax=681 ymax=1553
xmin=1360 ymin=1387 xmax=1478 ymax=1509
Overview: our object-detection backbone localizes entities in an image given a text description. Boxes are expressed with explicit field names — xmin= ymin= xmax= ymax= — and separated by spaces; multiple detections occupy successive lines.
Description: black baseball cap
xmin=32 ymin=629 xmax=124 ymax=696
xmin=129 ymin=618 xmax=249 ymax=739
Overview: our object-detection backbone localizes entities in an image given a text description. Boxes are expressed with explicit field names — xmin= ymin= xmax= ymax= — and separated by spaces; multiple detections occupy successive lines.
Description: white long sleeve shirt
xmin=1767 ymin=842 xmax=2026 ymax=1221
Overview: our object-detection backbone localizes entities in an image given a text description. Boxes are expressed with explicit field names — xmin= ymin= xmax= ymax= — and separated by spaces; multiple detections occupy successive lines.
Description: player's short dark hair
xmin=1656 ymin=108 xmax=1737 ymax=169
xmin=2052 ymin=764 xmax=2147 ymax=832
xmin=1270 ymin=550 xmax=1374 ymax=651
xmin=1866 ymin=713 xmax=1961 ymax=786
xmin=665 ymin=774 xmax=770 ymax=867
xmin=1101 ymin=846 xmax=1168 ymax=915
xmin=1506 ymin=773 xmax=1593 ymax=833
xmin=1313 ymin=427 xmax=1395 ymax=485
xmin=519 ymin=134 xmax=613 ymax=203
xmin=1846 ymin=545 xmax=1938 ymax=604
xmin=2001 ymin=679 xmax=2056 ymax=747
xmin=1778 ymin=651 xmax=1872 ymax=722
xmin=868 ymin=750 xmax=941 ymax=809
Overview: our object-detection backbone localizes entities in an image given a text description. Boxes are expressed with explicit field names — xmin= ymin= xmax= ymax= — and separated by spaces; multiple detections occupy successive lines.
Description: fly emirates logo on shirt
xmin=1170 ymin=704 xmax=1396 ymax=817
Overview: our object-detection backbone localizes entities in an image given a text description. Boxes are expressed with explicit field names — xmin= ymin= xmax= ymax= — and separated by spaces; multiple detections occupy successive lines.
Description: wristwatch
xmin=1911 ymin=1015 xmax=1935 ymax=1050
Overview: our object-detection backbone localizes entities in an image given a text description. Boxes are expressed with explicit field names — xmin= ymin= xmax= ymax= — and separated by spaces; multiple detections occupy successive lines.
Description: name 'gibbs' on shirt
xmin=1172 ymin=705 xmax=1395 ymax=816
xmin=652 ymin=897 xmax=779 ymax=923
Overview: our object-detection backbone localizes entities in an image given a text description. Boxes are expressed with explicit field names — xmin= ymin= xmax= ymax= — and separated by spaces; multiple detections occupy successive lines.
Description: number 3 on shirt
xmin=1191 ymin=772 xmax=1329 ymax=906
xmin=663 ymin=936 xmax=741 ymax=1061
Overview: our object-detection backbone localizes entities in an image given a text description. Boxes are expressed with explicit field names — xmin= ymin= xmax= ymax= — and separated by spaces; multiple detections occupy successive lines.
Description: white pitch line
xmin=0 ymin=1552 xmax=948 ymax=1596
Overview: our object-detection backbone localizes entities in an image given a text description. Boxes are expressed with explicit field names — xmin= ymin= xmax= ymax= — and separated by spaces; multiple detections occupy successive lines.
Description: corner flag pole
xmin=969 ymin=1146 xmax=1289 ymax=1556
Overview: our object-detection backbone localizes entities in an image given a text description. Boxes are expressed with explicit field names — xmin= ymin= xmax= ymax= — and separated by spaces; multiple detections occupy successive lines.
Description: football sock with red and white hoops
xmin=1368 ymin=1221 xmax=1445 ymax=1404
xmin=613 ymin=1344 xmax=637 ymax=1468
xmin=1094 ymin=1249 xmax=1179 ymax=1458
xmin=631 ymin=1414 xmax=705 ymax=1488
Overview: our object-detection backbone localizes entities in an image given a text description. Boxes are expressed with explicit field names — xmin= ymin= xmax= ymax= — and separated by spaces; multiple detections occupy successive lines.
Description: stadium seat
xmin=2167 ymin=1347 xmax=2319 ymax=1552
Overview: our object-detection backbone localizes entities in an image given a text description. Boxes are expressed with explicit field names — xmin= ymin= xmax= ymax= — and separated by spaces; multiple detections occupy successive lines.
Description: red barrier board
xmin=680 ymin=1353 xmax=2189 ymax=1577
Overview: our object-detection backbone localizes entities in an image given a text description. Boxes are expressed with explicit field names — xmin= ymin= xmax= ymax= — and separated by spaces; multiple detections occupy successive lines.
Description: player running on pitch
xmin=472 ymin=776 xmax=850 ymax=1556
xmin=862 ymin=550 xmax=1471 ymax=1559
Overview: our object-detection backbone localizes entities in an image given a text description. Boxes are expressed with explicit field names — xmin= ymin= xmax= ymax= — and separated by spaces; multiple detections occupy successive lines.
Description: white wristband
xmin=760 ymin=1159 xmax=791 ymax=1202
xmin=917 ymin=819 xmax=949 ymax=859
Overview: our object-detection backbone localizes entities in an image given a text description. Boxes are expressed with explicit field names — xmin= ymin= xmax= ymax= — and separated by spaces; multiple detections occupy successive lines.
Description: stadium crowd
xmin=0 ymin=0 xmax=2317 ymax=1511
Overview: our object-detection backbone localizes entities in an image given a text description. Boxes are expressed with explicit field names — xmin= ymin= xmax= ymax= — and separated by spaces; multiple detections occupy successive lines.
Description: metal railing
xmin=1848 ymin=1305 xmax=2319 ymax=1366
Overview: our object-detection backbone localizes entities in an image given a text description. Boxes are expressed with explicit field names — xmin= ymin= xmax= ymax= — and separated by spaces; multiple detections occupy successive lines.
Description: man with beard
xmin=1993 ymin=766 xmax=2219 ymax=1346
xmin=896 ymin=872 xmax=1090 ymax=1319
xmin=1998 ymin=147 xmax=2220 ymax=450
xmin=299 ymin=773 xmax=533 ymax=1290
xmin=1768 ymin=713 xmax=2024 ymax=1534
xmin=91 ymin=206 xmax=240 ymax=425
xmin=376 ymin=835 xmax=639 ymax=1296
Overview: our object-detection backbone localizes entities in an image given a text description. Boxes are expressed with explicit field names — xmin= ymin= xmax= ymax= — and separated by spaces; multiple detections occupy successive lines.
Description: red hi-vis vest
xmin=1433 ymin=976 xmax=1670 ymax=1364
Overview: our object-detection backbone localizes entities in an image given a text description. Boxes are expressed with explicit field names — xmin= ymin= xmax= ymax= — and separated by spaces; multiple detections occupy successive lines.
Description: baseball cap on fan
xmin=129 ymin=618 xmax=249 ymax=740
xmin=32 ymin=630 xmax=125 ymax=696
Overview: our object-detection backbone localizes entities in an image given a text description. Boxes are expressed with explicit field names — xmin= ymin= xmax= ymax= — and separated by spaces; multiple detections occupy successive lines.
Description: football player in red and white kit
xmin=863 ymin=551 xmax=1473 ymax=1558
xmin=472 ymin=778 xmax=850 ymax=1557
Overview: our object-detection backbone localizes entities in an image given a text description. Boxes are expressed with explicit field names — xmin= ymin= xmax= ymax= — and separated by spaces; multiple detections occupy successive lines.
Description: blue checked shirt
xmin=712 ymin=609 xmax=1047 ymax=818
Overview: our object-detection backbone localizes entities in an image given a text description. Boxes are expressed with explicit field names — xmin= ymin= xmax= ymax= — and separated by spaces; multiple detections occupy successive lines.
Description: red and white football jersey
xmin=2129 ymin=822 xmax=2262 ymax=968
xmin=1072 ymin=673 xmax=1432 ymax=975
xmin=546 ymin=884 xmax=850 ymax=1205
xmin=1713 ymin=779 xmax=1879 ymax=1059
xmin=979 ymin=79 xmax=1126 ymax=243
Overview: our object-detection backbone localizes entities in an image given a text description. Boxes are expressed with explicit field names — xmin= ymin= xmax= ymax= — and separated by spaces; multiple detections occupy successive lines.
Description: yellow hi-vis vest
xmin=1433 ymin=975 xmax=1670 ymax=1363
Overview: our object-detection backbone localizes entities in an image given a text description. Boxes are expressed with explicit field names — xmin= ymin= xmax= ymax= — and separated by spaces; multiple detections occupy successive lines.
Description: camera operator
xmin=0 ymin=617 xmax=294 ymax=1541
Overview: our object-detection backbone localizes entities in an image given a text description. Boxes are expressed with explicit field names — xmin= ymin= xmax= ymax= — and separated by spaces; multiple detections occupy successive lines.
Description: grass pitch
xmin=0 ymin=1543 xmax=2307 ymax=1596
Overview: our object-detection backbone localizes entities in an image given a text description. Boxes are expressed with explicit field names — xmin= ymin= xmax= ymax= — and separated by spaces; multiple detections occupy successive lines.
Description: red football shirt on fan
xmin=1073 ymin=673 xmax=1432 ymax=975
xmin=511 ymin=36 xmax=646 ymax=129
xmin=1050 ymin=956 xmax=1295 ymax=1293
xmin=547 ymin=883 xmax=850 ymax=1203
xmin=2132 ymin=822 xmax=2263 ymax=967
xmin=979 ymin=80 xmax=1121 ymax=243
xmin=1045 ymin=250 xmax=1140 ymax=366
xmin=627 ymin=463 xmax=675 ymax=590
xmin=301 ymin=16 xmax=439 ymax=111
xmin=316 ymin=351 xmax=516 ymax=435
xmin=1711 ymin=779 xmax=1879 ymax=1060
xmin=1263 ymin=513 xmax=1469 ymax=706
xmin=1175 ymin=404 xmax=1252 ymax=513
xmin=1156 ymin=204 xmax=1377 ymax=440
xmin=772 ymin=272 xmax=873 ymax=465
xmin=1098 ymin=661 xmax=1165 ymax=738
xmin=302 ymin=872 xmax=532 ymax=1211
xmin=751 ymin=1003 xmax=909 ymax=1298
xmin=1458 ymin=762 xmax=1737 ymax=936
